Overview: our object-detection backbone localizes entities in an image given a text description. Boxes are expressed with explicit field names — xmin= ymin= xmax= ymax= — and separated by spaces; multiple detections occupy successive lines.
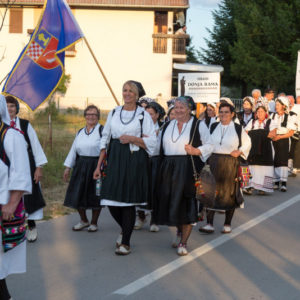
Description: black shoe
xmin=243 ymin=188 xmax=252 ymax=195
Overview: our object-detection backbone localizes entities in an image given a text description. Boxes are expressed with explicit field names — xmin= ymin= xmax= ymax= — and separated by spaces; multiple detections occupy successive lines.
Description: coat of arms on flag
xmin=26 ymin=28 xmax=60 ymax=70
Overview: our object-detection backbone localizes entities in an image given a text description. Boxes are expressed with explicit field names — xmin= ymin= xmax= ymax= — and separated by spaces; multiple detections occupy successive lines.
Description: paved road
xmin=8 ymin=176 xmax=300 ymax=300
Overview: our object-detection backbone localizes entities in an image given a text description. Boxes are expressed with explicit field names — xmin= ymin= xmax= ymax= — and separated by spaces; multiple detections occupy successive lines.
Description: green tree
xmin=200 ymin=0 xmax=300 ymax=96
xmin=56 ymin=73 xmax=71 ymax=96
xmin=230 ymin=0 xmax=300 ymax=94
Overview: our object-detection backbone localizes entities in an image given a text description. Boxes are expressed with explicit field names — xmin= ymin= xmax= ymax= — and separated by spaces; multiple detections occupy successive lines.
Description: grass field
xmin=20 ymin=108 xmax=109 ymax=219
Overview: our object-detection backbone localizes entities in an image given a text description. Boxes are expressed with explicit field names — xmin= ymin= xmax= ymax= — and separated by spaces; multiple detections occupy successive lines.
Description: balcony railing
xmin=152 ymin=34 xmax=189 ymax=55
xmin=153 ymin=34 xmax=168 ymax=54
xmin=172 ymin=34 xmax=188 ymax=54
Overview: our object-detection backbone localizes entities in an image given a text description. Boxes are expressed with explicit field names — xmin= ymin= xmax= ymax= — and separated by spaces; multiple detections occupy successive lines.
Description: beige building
xmin=0 ymin=0 xmax=189 ymax=110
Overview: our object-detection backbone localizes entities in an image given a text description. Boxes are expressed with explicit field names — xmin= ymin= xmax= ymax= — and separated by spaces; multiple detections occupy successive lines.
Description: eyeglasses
xmin=219 ymin=111 xmax=231 ymax=114
xmin=85 ymin=114 xmax=98 ymax=117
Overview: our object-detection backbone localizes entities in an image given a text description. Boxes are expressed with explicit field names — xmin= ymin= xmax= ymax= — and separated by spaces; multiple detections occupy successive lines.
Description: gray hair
xmin=175 ymin=96 xmax=196 ymax=111
xmin=251 ymin=89 xmax=261 ymax=97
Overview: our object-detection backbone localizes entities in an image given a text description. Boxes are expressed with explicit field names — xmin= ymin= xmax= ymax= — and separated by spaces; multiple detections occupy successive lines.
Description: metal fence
xmin=232 ymin=99 xmax=243 ymax=112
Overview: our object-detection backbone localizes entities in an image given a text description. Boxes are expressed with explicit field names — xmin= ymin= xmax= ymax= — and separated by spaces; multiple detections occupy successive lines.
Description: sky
xmin=187 ymin=0 xmax=221 ymax=52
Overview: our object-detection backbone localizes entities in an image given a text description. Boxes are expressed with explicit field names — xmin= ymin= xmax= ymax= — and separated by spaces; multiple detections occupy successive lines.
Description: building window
xmin=153 ymin=11 xmax=168 ymax=53
xmin=9 ymin=8 xmax=23 ymax=34
xmin=154 ymin=11 xmax=168 ymax=34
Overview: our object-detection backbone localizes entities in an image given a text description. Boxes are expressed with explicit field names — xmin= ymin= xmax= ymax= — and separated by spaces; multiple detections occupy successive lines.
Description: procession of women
xmin=0 ymin=81 xmax=299 ymax=299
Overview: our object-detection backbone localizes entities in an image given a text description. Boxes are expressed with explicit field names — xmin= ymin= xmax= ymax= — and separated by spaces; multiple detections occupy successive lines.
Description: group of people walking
xmin=0 ymin=82 xmax=299 ymax=298
xmin=62 ymin=83 xmax=300 ymax=258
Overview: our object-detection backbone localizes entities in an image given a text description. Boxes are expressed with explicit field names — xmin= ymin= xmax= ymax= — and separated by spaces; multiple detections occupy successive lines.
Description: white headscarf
xmin=207 ymin=102 xmax=217 ymax=109
xmin=276 ymin=96 xmax=290 ymax=112
xmin=0 ymin=94 xmax=10 ymax=124
xmin=220 ymin=97 xmax=235 ymax=108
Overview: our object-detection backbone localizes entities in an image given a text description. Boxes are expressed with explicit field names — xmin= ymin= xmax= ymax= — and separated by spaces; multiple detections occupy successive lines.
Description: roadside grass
xmin=20 ymin=109 xmax=108 ymax=219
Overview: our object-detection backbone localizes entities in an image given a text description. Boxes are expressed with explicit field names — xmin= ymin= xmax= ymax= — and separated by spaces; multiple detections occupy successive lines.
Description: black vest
xmin=0 ymin=121 xmax=10 ymax=167
xmin=271 ymin=112 xmax=294 ymax=128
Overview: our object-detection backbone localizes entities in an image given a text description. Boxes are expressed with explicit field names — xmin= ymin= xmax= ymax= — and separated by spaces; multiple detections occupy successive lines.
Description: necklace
xmin=258 ymin=120 xmax=266 ymax=128
xmin=120 ymin=106 xmax=137 ymax=125
xmin=171 ymin=120 xmax=188 ymax=143
xmin=219 ymin=124 xmax=229 ymax=145
xmin=85 ymin=126 xmax=95 ymax=136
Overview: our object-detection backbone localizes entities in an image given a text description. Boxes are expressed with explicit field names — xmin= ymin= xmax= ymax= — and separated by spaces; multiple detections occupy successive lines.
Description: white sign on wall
xmin=178 ymin=72 xmax=220 ymax=103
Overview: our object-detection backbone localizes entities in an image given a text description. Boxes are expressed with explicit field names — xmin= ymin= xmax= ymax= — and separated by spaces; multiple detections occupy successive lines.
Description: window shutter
xmin=9 ymin=8 xmax=23 ymax=34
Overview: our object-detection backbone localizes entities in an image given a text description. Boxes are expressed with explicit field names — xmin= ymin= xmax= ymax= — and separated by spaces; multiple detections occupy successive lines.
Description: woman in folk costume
xmin=0 ymin=95 xmax=31 ymax=300
xmin=237 ymin=97 xmax=255 ymax=128
xmin=63 ymin=105 xmax=103 ymax=232
xmin=165 ymin=98 xmax=176 ymax=122
xmin=6 ymin=96 xmax=47 ymax=243
xmin=199 ymin=102 xmax=251 ymax=234
xmin=215 ymin=97 xmax=240 ymax=124
xmin=203 ymin=102 xmax=217 ymax=130
xmin=271 ymin=96 xmax=297 ymax=191
xmin=153 ymin=96 xmax=213 ymax=256
xmin=245 ymin=105 xmax=277 ymax=195
xmin=134 ymin=101 xmax=165 ymax=232
xmin=94 ymin=81 xmax=156 ymax=255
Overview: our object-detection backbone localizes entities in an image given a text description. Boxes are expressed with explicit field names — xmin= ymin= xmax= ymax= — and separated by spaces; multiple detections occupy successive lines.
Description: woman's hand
xmin=272 ymin=135 xmax=281 ymax=142
xmin=2 ymin=202 xmax=19 ymax=221
xmin=119 ymin=135 xmax=132 ymax=144
xmin=34 ymin=167 xmax=43 ymax=184
xmin=185 ymin=144 xmax=201 ymax=156
xmin=268 ymin=129 xmax=277 ymax=139
xmin=63 ymin=168 xmax=70 ymax=182
xmin=230 ymin=150 xmax=242 ymax=158
xmin=2 ymin=191 xmax=23 ymax=221
xmin=93 ymin=167 xmax=101 ymax=180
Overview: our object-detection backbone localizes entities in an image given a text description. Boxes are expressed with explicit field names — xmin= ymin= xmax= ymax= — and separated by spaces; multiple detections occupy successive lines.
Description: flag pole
xmin=83 ymin=37 xmax=120 ymax=106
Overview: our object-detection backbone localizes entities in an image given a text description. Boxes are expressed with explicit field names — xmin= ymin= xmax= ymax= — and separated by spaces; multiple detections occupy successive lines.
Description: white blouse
xmin=0 ymin=128 xmax=32 ymax=205
xmin=211 ymin=121 xmax=251 ymax=159
xmin=271 ymin=113 xmax=297 ymax=134
xmin=245 ymin=119 xmax=277 ymax=132
xmin=14 ymin=117 xmax=47 ymax=167
xmin=201 ymin=117 xmax=216 ymax=130
xmin=291 ymin=104 xmax=300 ymax=131
xmin=161 ymin=118 xmax=213 ymax=162
xmin=64 ymin=123 xmax=102 ymax=168
xmin=100 ymin=106 xmax=156 ymax=156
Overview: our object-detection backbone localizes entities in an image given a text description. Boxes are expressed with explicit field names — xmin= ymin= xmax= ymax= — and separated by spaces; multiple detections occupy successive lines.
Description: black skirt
xmin=64 ymin=156 xmax=101 ymax=209
xmin=273 ymin=138 xmax=289 ymax=168
xmin=248 ymin=129 xmax=273 ymax=166
xmin=208 ymin=153 xmax=243 ymax=210
xmin=24 ymin=148 xmax=46 ymax=214
xmin=294 ymin=138 xmax=300 ymax=168
xmin=100 ymin=139 xmax=150 ymax=205
xmin=153 ymin=155 xmax=199 ymax=226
